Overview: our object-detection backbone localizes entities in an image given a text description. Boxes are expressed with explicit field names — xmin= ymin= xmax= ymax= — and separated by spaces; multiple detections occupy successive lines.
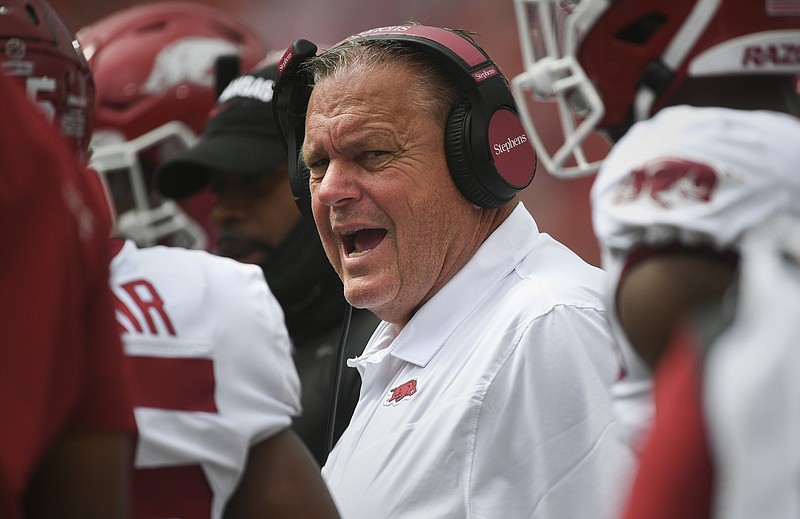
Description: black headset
xmin=273 ymin=25 xmax=536 ymax=215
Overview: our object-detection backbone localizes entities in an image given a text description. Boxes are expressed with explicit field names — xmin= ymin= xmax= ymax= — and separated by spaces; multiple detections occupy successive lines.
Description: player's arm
xmin=223 ymin=427 xmax=340 ymax=518
xmin=214 ymin=261 xmax=337 ymax=517
xmin=617 ymin=249 xmax=737 ymax=369
xmin=23 ymin=429 xmax=133 ymax=519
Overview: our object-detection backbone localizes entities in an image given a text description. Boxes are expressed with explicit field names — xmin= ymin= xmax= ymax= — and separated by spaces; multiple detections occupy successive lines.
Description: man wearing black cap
xmin=154 ymin=60 xmax=380 ymax=466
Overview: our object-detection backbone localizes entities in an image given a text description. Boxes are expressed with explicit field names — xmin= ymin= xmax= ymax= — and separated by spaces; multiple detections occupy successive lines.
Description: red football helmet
xmin=77 ymin=1 xmax=268 ymax=249
xmin=512 ymin=0 xmax=800 ymax=177
xmin=0 ymin=0 xmax=94 ymax=163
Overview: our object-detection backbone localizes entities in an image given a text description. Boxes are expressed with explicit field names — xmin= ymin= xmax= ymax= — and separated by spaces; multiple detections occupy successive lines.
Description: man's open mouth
xmin=341 ymin=228 xmax=388 ymax=258
xmin=216 ymin=235 xmax=272 ymax=264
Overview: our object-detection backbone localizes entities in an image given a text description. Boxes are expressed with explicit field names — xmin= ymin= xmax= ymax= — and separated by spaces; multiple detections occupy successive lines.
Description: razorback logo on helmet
xmin=384 ymin=379 xmax=418 ymax=406
xmin=142 ymin=38 xmax=241 ymax=95
xmin=613 ymin=158 xmax=720 ymax=209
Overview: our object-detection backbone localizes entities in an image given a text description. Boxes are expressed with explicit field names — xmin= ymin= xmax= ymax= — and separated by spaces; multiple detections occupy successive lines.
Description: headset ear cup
xmin=289 ymin=153 xmax=313 ymax=217
xmin=445 ymin=101 xmax=507 ymax=208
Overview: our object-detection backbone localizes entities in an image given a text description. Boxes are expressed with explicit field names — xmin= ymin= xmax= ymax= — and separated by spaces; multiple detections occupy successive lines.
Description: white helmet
xmin=77 ymin=2 xmax=268 ymax=248
xmin=512 ymin=0 xmax=800 ymax=178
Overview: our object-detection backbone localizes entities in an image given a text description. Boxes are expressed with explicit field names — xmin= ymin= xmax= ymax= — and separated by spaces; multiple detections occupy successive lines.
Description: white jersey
xmin=705 ymin=213 xmax=800 ymax=519
xmin=322 ymin=204 xmax=634 ymax=519
xmin=591 ymin=106 xmax=800 ymax=448
xmin=593 ymin=106 xmax=800 ymax=301
xmin=111 ymin=240 xmax=301 ymax=519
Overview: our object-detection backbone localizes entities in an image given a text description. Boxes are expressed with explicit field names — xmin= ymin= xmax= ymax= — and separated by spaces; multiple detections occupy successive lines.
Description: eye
xmin=306 ymin=157 xmax=329 ymax=180
xmin=359 ymin=150 xmax=392 ymax=171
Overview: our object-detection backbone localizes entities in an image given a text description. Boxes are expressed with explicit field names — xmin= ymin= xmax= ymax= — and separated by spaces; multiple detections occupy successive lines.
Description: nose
xmin=313 ymin=160 xmax=362 ymax=208
xmin=209 ymin=190 xmax=248 ymax=228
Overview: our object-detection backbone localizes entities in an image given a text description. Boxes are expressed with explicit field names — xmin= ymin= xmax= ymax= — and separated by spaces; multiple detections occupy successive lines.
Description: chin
xmin=343 ymin=277 xmax=394 ymax=314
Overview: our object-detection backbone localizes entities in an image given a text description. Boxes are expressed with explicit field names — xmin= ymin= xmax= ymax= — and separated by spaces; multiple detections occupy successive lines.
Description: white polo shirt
xmin=322 ymin=203 xmax=635 ymax=519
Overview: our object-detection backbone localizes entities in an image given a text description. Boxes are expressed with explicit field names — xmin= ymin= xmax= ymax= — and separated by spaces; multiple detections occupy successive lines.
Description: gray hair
xmin=303 ymin=29 xmax=476 ymax=128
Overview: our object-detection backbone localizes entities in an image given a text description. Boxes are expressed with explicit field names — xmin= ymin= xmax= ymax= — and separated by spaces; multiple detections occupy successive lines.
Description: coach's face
xmin=303 ymin=61 xmax=482 ymax=329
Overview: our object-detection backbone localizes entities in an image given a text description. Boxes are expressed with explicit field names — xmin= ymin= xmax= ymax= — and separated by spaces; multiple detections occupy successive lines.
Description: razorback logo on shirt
xmin=384 ymin=379 xmax=418 ymax=406
xmin=613 ymin=158 xmax=720 ymax=208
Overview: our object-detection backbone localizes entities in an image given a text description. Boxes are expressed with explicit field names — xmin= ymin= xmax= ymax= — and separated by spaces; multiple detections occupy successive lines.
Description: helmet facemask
xmin=512 ymin=0 xmax=800 ymax=178
xmin=90 ymin=121 xmax=208 ymax=249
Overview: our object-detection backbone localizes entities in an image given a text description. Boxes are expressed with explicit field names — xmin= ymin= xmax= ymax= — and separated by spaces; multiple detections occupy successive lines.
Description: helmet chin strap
xmin=662 ymin=0 xmax=721 ymax=70
xmin=635 ymin=0 xmax=721 ymax=122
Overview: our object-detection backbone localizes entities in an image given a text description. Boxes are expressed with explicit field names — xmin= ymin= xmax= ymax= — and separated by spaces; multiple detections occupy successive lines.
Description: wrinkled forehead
xmin=306 ymin=64 xmax=426 ymax=134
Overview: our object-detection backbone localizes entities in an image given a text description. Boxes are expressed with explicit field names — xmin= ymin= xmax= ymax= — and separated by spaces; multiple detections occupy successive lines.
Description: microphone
xmin=324 ymin=302 xmax=353 ymax=462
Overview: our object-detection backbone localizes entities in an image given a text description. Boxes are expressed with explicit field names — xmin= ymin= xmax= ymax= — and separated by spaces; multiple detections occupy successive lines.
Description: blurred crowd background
xmin=52 ymin=0 xmax=602 ymax=265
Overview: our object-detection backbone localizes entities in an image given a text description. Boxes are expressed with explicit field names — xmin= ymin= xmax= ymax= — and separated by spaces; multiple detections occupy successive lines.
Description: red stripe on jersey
xmin=127 ymin=356 xmax=217 ymax=412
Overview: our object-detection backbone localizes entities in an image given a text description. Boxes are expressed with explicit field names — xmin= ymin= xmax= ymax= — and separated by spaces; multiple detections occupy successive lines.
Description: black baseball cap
xmin=154 ymin=61 xmax=287 ymax=200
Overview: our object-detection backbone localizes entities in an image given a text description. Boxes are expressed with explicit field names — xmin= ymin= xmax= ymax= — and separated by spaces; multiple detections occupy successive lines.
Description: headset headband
xmin=273 ymin=26 xmax=536 ymax=215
